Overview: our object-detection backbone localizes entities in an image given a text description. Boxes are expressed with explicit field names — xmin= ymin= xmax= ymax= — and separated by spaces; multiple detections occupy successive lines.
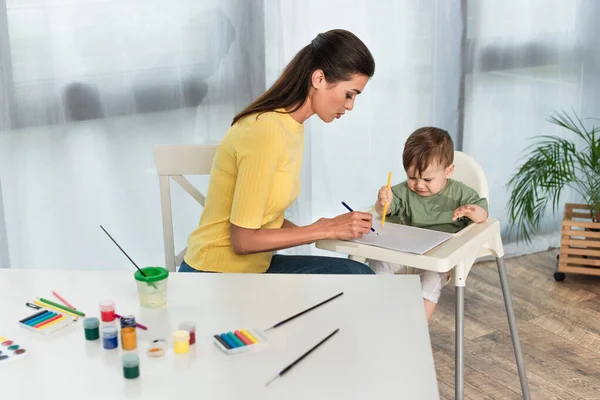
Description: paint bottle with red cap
xmin=99 ymin=300 xmax=115 ymax=322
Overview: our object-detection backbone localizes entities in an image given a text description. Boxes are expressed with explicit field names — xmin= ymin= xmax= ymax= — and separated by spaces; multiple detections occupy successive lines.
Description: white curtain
xmin=0 ymin=0 xmax=265 ymax=269
xmin=1 ymin=0 xmax=599 ymax=269
xmin=463 ymin=0 xmax=600 ymax=256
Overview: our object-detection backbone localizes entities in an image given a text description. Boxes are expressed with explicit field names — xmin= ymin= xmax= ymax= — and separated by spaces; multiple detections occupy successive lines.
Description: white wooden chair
xmin=154 ymin=145 xmax=217 ymax=272
xmin=316 ymin=151 xmax=531 ymax=400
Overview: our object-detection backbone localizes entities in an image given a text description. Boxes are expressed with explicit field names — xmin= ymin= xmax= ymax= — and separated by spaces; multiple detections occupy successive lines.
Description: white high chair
xmin=315 ymin=151 xmax=531 ymax=400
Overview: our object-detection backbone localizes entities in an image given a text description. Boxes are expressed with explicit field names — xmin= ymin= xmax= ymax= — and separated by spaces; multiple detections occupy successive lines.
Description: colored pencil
xmin=234 ymin=330 xmax=252 ymax=346
xmin=19 ymin=310 xmax=47 ymax=324
xmin=38 ymin=315 xmax=68 ymax=330
xmin=240 ymin=328 xmax=259 ymax=344
xmin=265 ymin=292 xmax=344 ymax=331
xmin=26 ymin=311 xmax=56 ymax=326
xmin=33 ymin=300 xmax=79 ymax=318
xmin=341 ymin=201 xmax=377 ymax=234
xmin=34 ymin=314 xmax=62 ymax=328
xmin=37 ymin=297 xmax=85 ymax=317
xmin=266 ymin=328 xmax=340 ymax=386
xmin=220 ymin=333 xmax=238 ymax=349
xmin=227 ymin=332 xmax=245 ymax=347
xmin=114 ymin=313 xmax=148 ymax=331
xmin=52 ymin=290 xmax=76 ymax=309
xmin=214 ymin=334 xmax=232 ymax=349
xmin=382 ymin=172 xmax=392 ymax=227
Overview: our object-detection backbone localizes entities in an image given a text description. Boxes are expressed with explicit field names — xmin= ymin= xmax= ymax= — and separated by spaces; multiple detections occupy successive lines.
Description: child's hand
xmin=378 ymin=186 xmax=393 ymax=208
xmin=453 ymin=205 xmax=476 ymax=220
xmin=453 ymin=204 xmax=488 ymax=222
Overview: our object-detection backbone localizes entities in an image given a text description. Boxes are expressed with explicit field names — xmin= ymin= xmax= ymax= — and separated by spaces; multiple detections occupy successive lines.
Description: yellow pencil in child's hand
xmin=382 ymin=172 xmax=392 ymax=227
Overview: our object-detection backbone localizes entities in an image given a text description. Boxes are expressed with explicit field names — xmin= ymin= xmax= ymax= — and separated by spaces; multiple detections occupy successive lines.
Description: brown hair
xmin=231 ymin=29 xmax=375 ymax=126
xmin=402 ymin=127 xmax=454 ymax=175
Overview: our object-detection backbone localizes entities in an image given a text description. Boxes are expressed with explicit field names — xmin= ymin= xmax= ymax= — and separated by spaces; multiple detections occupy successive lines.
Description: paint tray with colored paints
xmin=19 ymin=310 xmax=76 ymax=335
xmin=213 ymin=328 xmax=269 ymax=355
xmin=0 ymin=337 xmax=28 ymax=363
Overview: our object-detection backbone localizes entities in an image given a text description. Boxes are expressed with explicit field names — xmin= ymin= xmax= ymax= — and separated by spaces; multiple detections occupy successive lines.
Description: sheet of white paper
xmin=351 ymin=219 xmax=454 ymax=255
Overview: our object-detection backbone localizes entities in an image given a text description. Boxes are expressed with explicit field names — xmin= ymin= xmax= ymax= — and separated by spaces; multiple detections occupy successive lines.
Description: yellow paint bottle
xmin=172 ymin=330 xmax=190 ymax=354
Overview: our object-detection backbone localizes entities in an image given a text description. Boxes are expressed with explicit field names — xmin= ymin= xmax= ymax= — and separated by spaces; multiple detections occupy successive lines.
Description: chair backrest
xmin=452 ymin=151 xmax=490 ymax=204
xmin=154 ymin=145 xmax=217 ymax=272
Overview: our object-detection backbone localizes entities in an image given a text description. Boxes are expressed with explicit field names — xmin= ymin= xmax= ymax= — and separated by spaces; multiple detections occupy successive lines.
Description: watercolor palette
xmin=0 ymin=337 xmax=28 ymax=363
xmin=213 ymin=328 xmax=269 ymax=355
xmin=19 ymin=310 xmax=75 ymax=335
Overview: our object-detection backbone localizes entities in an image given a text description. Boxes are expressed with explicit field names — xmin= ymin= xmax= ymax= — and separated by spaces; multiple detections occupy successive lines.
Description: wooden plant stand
xmin=555 ymin=203 xmax=600 ymax=281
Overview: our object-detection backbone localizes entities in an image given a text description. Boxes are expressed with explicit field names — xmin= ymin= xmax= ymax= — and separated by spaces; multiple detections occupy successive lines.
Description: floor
xmin=430 ymin=249 xmax=600 ymax=400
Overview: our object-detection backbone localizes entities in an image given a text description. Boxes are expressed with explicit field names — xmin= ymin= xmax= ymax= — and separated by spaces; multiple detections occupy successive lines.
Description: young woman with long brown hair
xmin=180 ymin=29 xmax=376 ymax=274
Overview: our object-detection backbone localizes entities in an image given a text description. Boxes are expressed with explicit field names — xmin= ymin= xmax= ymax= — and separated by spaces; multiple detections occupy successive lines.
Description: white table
xmin=0 ymin=270 xmax=440 ymax=400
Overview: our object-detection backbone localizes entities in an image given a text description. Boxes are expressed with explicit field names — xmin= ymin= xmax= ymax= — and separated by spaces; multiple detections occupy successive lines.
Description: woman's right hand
xmin=314 ymin=211 xmax=373 ymax=240
xmin=378 ymin=186 xmax=392 ymax=207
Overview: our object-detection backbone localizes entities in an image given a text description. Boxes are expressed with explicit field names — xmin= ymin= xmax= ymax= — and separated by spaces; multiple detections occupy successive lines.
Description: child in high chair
xmin=370 ymin=127 xmax=488 ymax=322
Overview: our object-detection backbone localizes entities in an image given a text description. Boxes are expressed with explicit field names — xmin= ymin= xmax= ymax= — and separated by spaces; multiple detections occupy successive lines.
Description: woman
xmin=180 ymin=29 xmax=376 ymax=274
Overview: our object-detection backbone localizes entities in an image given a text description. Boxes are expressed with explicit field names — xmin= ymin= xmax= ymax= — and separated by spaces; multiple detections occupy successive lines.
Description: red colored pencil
xmin=34 ymin=314 xmax=63 ymax=328
xmin=234 ymin=330 xmax=252 ymax=345
xmin=52 ymin=290 xmax=76 ymax=309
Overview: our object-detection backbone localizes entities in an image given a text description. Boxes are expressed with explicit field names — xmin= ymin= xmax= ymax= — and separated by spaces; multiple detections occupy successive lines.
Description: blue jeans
xmin=179 ymin=254 xmax=374 ymax=274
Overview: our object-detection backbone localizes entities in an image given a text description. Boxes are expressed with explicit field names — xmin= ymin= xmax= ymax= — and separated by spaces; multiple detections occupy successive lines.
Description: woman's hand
xmin=314 ymin=211 xmax=373 ymax=240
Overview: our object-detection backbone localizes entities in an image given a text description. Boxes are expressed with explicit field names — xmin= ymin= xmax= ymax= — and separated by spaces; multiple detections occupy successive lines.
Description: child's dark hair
xmin=402 ymin=127 xmax=454 ymax=175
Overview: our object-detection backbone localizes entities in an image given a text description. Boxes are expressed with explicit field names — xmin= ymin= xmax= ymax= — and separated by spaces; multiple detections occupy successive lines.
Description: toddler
xmin=370 ymin=127 xmax=488 ymax=321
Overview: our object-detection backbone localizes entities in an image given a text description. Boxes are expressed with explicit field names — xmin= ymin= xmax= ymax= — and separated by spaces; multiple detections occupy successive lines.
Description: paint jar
xmin=99 ymin=300 xmax=116 ymax=322
xmin=120 ymin=315 xmax=136 ymax=329
xmin=83 ymin=317 xmax=100 ymax=341
xmin=147 ymin=339 xmax=166 ymax=358
xmin=179 ymin=321 xmax=196 ymax=345
xmin=122 ymin=354 xmax=140 ymax=379
xmin=121 ymin=327 xmax=137 ymax=350
xmin=172 ymin=330 xmax=190 ymax=354
xmin=102 ymin=325 xmax=118 ymax=350
xmin=134 ymin=266 xmax=169 ymax=308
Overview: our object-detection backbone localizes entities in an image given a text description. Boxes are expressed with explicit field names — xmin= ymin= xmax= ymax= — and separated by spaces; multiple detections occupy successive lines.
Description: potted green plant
xmin=506 ymin=110 xmax=600 ymax=281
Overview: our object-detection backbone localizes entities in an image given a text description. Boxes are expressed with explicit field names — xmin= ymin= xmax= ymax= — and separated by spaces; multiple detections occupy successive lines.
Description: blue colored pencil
xmin=221 ymin=333 xmax=238 ymax=348
xmin=26 ymin=311 xmax=56 ymax=326
xmin=341 ymin=201 xmax=377 ymax=234
xmin=19 ymin=310 xmax=47 ymax=324
xmin=214 ymin=334 xmax=232 ymax=349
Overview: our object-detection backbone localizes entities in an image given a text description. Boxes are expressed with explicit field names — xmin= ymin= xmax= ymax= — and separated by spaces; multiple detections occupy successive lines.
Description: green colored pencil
xmin=38 ymin=297 xmax=85 ymax=317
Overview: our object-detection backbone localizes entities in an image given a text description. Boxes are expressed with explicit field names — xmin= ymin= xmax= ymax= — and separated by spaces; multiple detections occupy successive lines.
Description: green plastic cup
xmin=134 ymin=266 xmax=169 ymax=308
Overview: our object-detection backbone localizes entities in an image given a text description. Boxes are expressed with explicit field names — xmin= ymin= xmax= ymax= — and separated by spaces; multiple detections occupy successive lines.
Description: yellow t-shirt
xmin=184 ymin=110 xmax=304 ymax=273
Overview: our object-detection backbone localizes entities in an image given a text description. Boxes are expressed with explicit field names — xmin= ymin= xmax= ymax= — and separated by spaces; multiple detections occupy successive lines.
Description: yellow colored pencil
xmin=38 ymin=315 xmax=67 ymax=330
xmin=382 ymin=172 xmax=392 ymax=227
xmin=33 ymin=300 xmax=79 ymax=319
xmin=240 ymin=328 xmax=259 ymax=344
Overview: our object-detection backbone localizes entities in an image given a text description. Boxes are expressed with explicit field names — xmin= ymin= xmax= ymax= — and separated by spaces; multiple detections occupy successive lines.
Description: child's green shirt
xmin=388 ymin=179 xmax=488 ymax=234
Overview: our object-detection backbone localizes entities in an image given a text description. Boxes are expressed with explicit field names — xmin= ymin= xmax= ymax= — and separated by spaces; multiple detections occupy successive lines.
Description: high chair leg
xmin=496 ymin=256 xmax=531 ymax=400
xmin=455 ymin=286 xmax=464 ymax=400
